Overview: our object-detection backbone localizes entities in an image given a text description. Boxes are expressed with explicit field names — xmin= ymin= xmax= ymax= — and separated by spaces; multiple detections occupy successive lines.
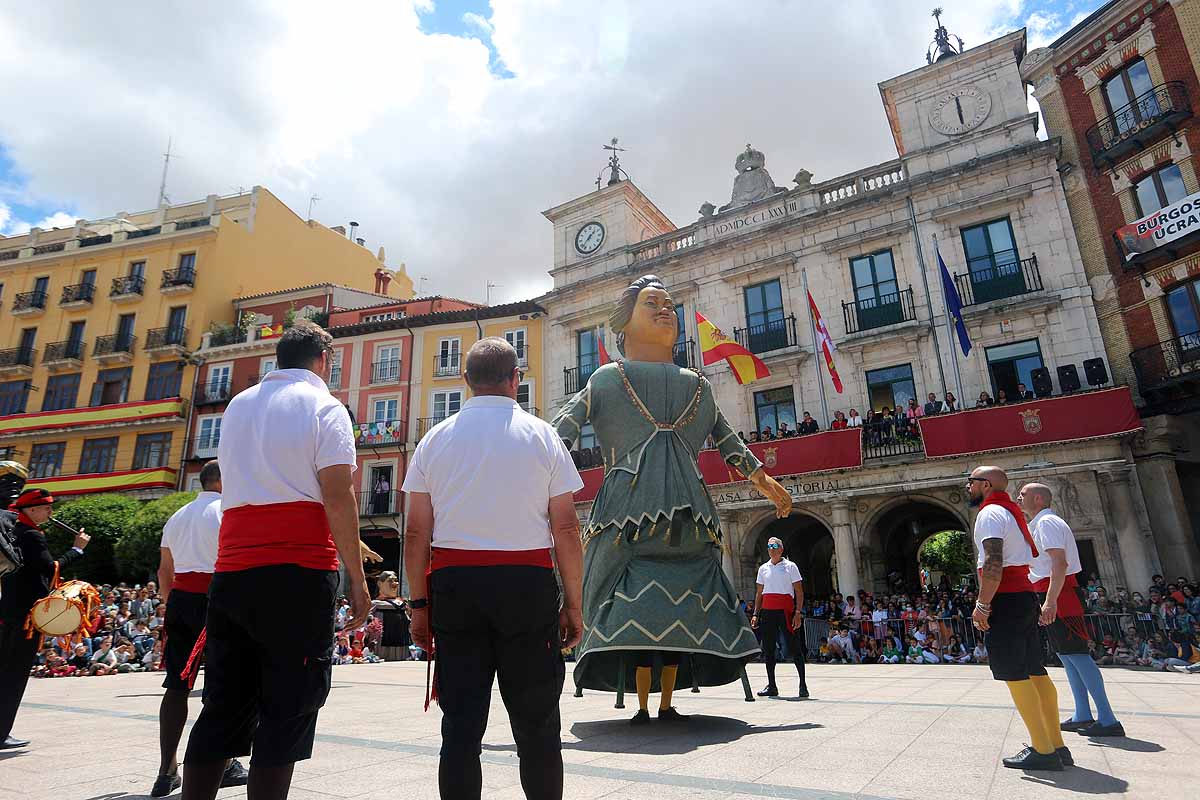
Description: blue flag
xmin=937 ymin=244 xmax=972 ymax=357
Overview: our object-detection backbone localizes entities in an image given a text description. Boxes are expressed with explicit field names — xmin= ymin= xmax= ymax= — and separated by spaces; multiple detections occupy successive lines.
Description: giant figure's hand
xmin=359 ymin=539 xmax=384 ymax=564
xmin=750 ymin=469 xmax=792 ymax=518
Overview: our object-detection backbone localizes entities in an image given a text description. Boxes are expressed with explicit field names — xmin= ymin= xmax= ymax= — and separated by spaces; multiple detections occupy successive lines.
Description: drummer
xmin=0 ymin=484 xmax=90 ymax=750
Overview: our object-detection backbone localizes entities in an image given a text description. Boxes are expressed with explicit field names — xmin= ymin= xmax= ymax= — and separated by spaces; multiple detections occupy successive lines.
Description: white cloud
xmin=0 ymin=0 xmax=1098 ymax=302
xmin=462 ymin=11 xmax=493 ymax=36
xmin=0 ymin=200 xmax=76 ymax=236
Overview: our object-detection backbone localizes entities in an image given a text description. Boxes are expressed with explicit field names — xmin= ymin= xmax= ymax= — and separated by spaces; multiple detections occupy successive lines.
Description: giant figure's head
xmin=0 ymin=461 xmax=28 ymax=509
xmin=609 ymin=274 xmax=678 ymax=356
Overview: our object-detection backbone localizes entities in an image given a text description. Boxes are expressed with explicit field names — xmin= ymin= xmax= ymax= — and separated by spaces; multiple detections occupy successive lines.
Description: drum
xmin=26 ymin=563 xmax=100 ymax=642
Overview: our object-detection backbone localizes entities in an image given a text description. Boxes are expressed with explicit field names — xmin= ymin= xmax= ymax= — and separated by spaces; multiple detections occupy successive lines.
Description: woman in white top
xmin=846 ymin=409 xmax=863 ymax=427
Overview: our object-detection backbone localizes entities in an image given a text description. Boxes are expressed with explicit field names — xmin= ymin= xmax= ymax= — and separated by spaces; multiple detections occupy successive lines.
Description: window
xmin=196 ymin=415 xmax=222 ymax=457
xmin=865 ymin=364 xmax=916 ymax=413
xmin=0 ymin=446 xmax=14 ymax=461
xmin=578 ymin=422 xmax=597 ymax=451
xmin=364 ymin=311 xmax=400 ymax=323
xmin=0 ymin=380 xmax=29 ymax=416
xmin=743 ymin=279 xmax=788 ymax=352
xmin=1166 ymin=279 xmax=1200 ymax=353
xmin=374 ymin=345 xmax=401 ymax=383
xmin=849 ymin=250 xmax=903 ymax=329
xmin=177 ymin=252 xmax=196 ymax=277
xmin=328 ymin=351 xmax=342 ymax=389
xmin=42 ymin=373 xmax=81 ymax=412
xmin=129 ymin=261 xmax=145 ymax=279
xmin=146 ymin=361 xmax=184 ymax=400
xmin=1102 ymin=58 xmax=1157 ymax=134
xmin=18 ymin=328 xmax=36 ymax=362
xmin=259 ymin=357 xmax=276 ymax=379
xmin=33 ymin=276 xmax=49 ymax=297
xmin=90 ymin=367 xmax=131 ymax=407
xmin=206 ymin=363 xmax=232 ymax=399
xmin=166 ymin=306 xmax=187 ymax=341
xmin=29 ymin=442 xmax=65 ymax=478
xmin=436 ymin=338 xmax=460 ymax=376
xmin=116 ymin=313 xmax=136 ymax=349
xmin=505 ymin=329 xmax=528 ymax=365
xmin=1134 ymin=163 xmax=1188 ymax=217
xmin=431 ymin=390 xmax=462 ymax=421
xmin=672 ymin=304 xmax=690 ymax=367
xmin=960 ymin=217 xmax=1025 ymax=303
xmin=132 ymin=432 xmax=172 ymax=469
xmin=373 ymin=398 xmax=399 ymax=422
xmin=576 ymin=327 xmax=603 ymax=379
xmin=517 ymin=382 xmax=532 ymax=412
xmin=79 ymin=437 xmax=119 ymax=474
xmin=80 ymin=269 xmax=97 ymax=287
xmin=753 ymin=386 xmax=797 ymax=435
xmin=66 ymin=320 xmax=86 ymax=358
xmin=985 ymin=339 xmax=1044 ymax=400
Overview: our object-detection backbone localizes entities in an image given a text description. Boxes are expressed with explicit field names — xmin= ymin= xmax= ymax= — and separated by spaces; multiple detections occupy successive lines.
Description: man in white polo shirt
xmin=182 ymin=321 xmax=369 ymax=800
xmin=403 ymin=337 xmax=584 ymax=800
xmin=751 ymin=536 xmax=808 ymax=698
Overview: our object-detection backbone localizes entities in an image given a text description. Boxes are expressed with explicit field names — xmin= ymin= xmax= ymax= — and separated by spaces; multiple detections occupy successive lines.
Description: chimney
xmin=380 ymin=271 xmax=392 ymax=294
xmin=373 ymin=268 xmax=384 ymax=294
xmin=331 ymin=225 xmax=346 ymax=235
xmin=356 ymin=237 xmax=365 ymax=246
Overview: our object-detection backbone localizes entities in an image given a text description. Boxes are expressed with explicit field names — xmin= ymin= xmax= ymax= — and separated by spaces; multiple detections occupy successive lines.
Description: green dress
xmin=553 ymin=360 xmax=762 ymax=691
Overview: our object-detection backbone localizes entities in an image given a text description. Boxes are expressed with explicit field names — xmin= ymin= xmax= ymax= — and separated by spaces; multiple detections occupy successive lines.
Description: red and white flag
xmin=596 ymin=328 xmax=612 ymax=365
xmin=807 ymin=291 xmax=844 ymax=393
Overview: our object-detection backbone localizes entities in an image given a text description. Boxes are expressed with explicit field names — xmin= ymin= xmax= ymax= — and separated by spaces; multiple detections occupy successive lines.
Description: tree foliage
xmin=918 ymin=529 xmax=974 ymax=579
xmin=46 ymin=494 xmax=141 ymax=583
xmin=115 ymin=491 xmax=197 ymax=583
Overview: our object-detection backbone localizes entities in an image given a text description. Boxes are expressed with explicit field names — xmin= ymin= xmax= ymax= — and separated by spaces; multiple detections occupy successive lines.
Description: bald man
xmin=1019 ymin=483 xmax=1123 ymax=738
xmin=968 ymin=466 xmax=1066 ymax=771
xmin=751 ymin=537 xmax=808 ymax=698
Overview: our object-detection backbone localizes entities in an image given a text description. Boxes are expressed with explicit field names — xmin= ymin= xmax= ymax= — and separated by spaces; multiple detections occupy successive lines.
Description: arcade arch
xmin=864 ymin=497 xmax=967 ymax=592
xmin=750 ymin=513 xmax=836 ymax=598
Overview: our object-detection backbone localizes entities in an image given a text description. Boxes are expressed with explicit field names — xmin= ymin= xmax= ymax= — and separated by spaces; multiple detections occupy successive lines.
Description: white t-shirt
xmin=402 ymin=395 xmax=584 ymax=550
xmin=1027 ymin=509 xmax=1082 ymax=581
xmin=756 ymin=558 xmax=803 ymax=595
xmin=973 ymin=504 xmax=1034 ymax=568
xmin=217 ymin=369 xmax=357 ymax=510
xmin=160 ymin=491 xmax=222 ymax=574
xmin=846 ymin=415 xmax=863 ymax=427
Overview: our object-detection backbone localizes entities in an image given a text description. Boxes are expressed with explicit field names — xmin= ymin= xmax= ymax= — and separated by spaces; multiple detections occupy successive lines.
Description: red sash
xmin=173 ymin=572 xmax=212 ymax=594
xmin=978 ymin=491 xmax=1039 ymax=557
xmin=762 ymin=593 xmax=797 ymax=632
xmin=215 ymin=501 xmax=338 ymax=572
xmin=1031 ymin=573 xmax=1089 ymax=640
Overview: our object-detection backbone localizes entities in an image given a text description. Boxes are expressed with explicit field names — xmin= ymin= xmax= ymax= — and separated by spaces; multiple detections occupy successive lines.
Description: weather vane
xmin=927 ymin=7 xmax=965 ymax=64
xmin=596 ymin=137 xmax=629 ymax=189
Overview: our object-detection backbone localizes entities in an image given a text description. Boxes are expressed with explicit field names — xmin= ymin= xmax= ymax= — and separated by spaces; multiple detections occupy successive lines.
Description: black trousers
xmin=431 ymin=565 xmax=565 ymax=800
xmin=758 ymin=609 xmax=806 ymax=688
xmin=162 ymin=589 xmax=207 ymax=691
xmin=984 ymin=591 xmax=1048 ymax=682
xmin=0 ymin=619 xmax=40 ymax=740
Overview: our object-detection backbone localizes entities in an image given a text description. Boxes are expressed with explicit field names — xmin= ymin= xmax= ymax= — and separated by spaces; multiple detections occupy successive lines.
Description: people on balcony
xmin=798 ymin=411 xmax=819 ymax=435
xmin=944 ymin=392 xmax=960 ymax=412
xmin=996 ymin=389 xmax=1010 ymax=405
xmin=976 ymin=391 xmax=995 ymax=408
xmin=748 ymin=431 xmax=760 ymax=443
xmin=923 ymin=393 xmax=943 ymax=416
xmin=760 ymin=426 xmax=776 ymax=441
xmin=1016 ymin=383 xmax=1035 ymax=401
xmin=830 ymin=411 xmax=848 ymax=430
xmin=906 ymin=398 xmax=924 ymax=421
xmin=846 ymin=409 xmax=863 ymax=428
xmin=777 ymin=422 xmax=796 ymax=438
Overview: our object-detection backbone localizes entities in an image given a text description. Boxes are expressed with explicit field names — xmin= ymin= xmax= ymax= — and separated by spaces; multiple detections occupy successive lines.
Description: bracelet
xmin=975 ymin=601 xmax=991 ymax=613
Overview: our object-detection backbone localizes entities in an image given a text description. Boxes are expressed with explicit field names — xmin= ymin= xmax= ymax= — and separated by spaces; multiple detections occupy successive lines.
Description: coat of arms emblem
xmin=763 ymin=446 xmax=778 ymax=469
xmin=1019 ymin=408 xmax=1042 ymax=434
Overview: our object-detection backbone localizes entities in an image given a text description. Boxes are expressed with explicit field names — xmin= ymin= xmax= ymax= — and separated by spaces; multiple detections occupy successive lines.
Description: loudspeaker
xmin=1031 ymin=367 xmax=1053 ymax=398
xmin=1084 ymin=357 xmax=1109 ymax=387
xmin=1057 ymin=364 xmax=1081 ymax=394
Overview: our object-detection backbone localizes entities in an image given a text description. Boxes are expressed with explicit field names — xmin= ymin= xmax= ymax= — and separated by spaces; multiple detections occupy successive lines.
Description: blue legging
xmin=1059 ymin=653 xmax=1117 ymax=726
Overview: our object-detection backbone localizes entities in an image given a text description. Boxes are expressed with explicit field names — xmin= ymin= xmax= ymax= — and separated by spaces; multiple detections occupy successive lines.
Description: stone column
xmin=1100 ymin=466 xmax=1158 ymax=593
xmin=1134 ymin=455 xmax=1200 ymax=579
xmin=831 ymin=498 xmax=860 ymax=599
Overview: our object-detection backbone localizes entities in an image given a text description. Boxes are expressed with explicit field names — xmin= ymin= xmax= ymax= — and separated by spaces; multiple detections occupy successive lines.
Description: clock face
xmin=574 ymin=221 xmax=605 ymax=255
xmin=928 ymin=86 xmax=992 ymax=136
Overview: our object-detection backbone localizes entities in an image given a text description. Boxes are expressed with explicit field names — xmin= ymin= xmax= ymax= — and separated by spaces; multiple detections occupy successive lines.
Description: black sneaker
xmin=150 ymin=773 xmax=182 ymax=798
xmin=756 ymin=685 xmax=779 ymax=697
xmin=1002 ymin=746 xmax=1063 ymax=771
xmin=658 ymin=706 xmax=689 ymax=722
xmin=1057 ymin=747 xmax=1073 ymax=767
xmin=798 ymin=686 xmax=810 ymax=698
xmin=1077 ymin=721 xmax=1125 ymax=738
xmin=220 ymin=759 xmax=249 ymax=787
xmin=1060 ymin=718 xmax=1095 ymax=732
xmin=629 ymin=709 xmax=651 ymax=726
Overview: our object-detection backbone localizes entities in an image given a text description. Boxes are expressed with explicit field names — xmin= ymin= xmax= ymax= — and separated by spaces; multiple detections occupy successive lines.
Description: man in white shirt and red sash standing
xmin=403 ymin=337 xmax=584 ymax=800
xmin=968 ymin=466 xmax=1068 ymax=772
xmin=182 ymin=322 xmax=370 ymax=800
xmin=1019 ymin=482 xmax=1124 ymax=738
xmin=151 ymin=460 xmax=247 ymax=797
xmin=751 ymin=536 xmax=808 ymax=698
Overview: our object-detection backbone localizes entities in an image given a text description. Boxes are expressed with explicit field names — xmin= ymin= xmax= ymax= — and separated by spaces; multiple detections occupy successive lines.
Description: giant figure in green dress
xmin=553 ymin=275 xmax=792 ymax=723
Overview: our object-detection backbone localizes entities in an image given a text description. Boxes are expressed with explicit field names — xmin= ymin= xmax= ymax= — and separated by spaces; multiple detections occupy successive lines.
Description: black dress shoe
xmin=149 ymin=773 xmax=181 ymax=797
xmin=1057 ymin=747 xmax=1073 ymax=767
xmin=1002 ymin=746 xmax=1063 ymax=771
xmin=0 ymin=736 xmax=29 ymax=750
xmin=757 ymin=685 xmax=779 ymax=697
xmin=1078 ymin=721 xmax=1125 ymax=738
xmin=220 ymin=759 xmax=249 ymax=787
xmin=658 ymin=706 xmax=689 ymax=722
xmin=1060 ymin=718 xmax=1095 ymax=732
xmin=629 ymin=709 xmax=651 ymax=726
xmin=798 ymin=686 xmax=810 ymax=698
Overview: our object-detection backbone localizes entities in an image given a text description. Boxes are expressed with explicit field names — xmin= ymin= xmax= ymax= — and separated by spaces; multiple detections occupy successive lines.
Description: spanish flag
xmin=696 ymin=311 xmax=770 ymax=385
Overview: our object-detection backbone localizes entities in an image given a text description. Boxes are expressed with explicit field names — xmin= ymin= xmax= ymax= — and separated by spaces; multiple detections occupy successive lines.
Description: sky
xmin=0 ymin=0 xmax=1103 ymax=303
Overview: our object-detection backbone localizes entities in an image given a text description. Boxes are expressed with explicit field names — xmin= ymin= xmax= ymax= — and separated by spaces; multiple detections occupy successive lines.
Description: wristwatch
xmin=408 ymin=598 xmax=429 ymax=610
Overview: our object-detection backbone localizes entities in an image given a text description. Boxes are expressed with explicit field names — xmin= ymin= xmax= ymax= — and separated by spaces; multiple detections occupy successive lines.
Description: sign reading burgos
xmin=704 ymin=198 xmax=799 ymax=238
xmin=1117 ymin=188 xmax=1200 ymax=260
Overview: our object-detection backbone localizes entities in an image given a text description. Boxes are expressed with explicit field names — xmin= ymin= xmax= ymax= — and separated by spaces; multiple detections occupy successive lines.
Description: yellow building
xmin=0 ymin=186 xmax=412 ymax=496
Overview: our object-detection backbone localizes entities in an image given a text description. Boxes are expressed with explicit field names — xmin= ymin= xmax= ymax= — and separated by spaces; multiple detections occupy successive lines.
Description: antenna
xmin=419 ymin=276 xmax=430 ymax=295
xmin=157 ymin=136 xmax=174 ymax=207
xmin=486 ymin=281 xmax=500 ymax=305
xmin=307 ymin=194 xmax=320 ymax=220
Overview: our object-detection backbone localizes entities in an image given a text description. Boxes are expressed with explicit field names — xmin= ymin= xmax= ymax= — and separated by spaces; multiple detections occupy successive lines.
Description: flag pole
xmin=933 ymin=234 xmax=966 ymax=404
xmin=907 ymin=194 xmax=950 ymax=398
xmin=801 ymin=268 xmax=830 ymax=426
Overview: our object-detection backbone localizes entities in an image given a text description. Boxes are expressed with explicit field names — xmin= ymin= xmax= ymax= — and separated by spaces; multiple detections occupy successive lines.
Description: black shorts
xmin=184 ymin=565 xmax=337 ymax=767
xmin=1037 ymin=586 xmax=1090 ymax=656
xmin=162 ymin=589 xmax=208 ymax=691
xmin=984 ymin=591 xmax=1047 ymax=682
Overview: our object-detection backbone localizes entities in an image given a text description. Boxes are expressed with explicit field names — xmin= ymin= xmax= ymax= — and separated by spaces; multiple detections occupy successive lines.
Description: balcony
xmin=861 ymin=426 xmax=926 ymax=460
xmin=515 ymin=343 xmax=530 ymax=367
xmin=358 ymin=489 xmax=401 ymax=517
xmin=563 ymin=365 xmax=596 ymax=395
xmin=356 ymin=419 xmax=405 ymax=447
xmin=673 ymin=339 xmax=697 ymax=369
xmin=433 ymin=354 xmax=461 ymax=379
xmin=110 ymin=275 xmax=145 ymax=302
xmin=371 ymin=359 xmax=402 ymax=384
xmin=520 ymin=405 xmax=541 ymax=419
xmin=0 ymin=397 xmax=187 ymax=439
xmin=145 ymin=326 xmax=188 ymax=355
xmin=1086 ymin=81 xmax=1192 ymax=168
xmin=193 ymin=433 xmax=220 ymax=460
xmin=197 ymin=379 xmax=232 ymax=405
xmin=954 ymin=254 xmax=1044 ymax=307
xmin=60 ymin=282 xmax=96 ymax=308
xmin=25 ymin=466 xmax=178 ymax=497
xmin=160 ymin=268 xmax=196 ymax=294
xmin=733 ymin=314 xmax=798 ymax=355
xmin=0 ymin=347 xmax=35 ymax=378
xmin=94 ymin=334 xmax=136 ymax=364
xmin=417 ymin=415 xmax=450 ymax=439
xmin=842 ymin=289 xmax=916 ymax=335
xmin=11 ymin=290 xmax=47 ymax=317
xmin=43 ymin=340 xmax=86 ymax=371
xmin=328 ymin=367 xmax=342 ymax=390
xmin=1130 ymin=334 xmax=1200 ymax=408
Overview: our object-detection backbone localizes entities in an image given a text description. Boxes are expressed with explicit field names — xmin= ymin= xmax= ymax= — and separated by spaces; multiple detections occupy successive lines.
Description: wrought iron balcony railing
xmin=110 ymin=275 xmax=145 ymax=297
xmin=44 ymin=339 xmax=86 ymax=363
xmin=860 ymin=424 xmax=926 ymax=460
xmin=563 ymin=365 xmax=597 ymax=395
xmin=954 ymin=253 xmax=1043 ymax=306
xmin=1129 ymin=333 xmax=1200 ymax=401
xmin=417 ymin=415 xmax=450 ymax=439
xmin=733 ymin=314 xmax=798 ymax=354
xmin=161 ymin=268 xmax=196 ymax=289
xmin=433 ymin=354 xmax=461 ymax=378
xmin=60 ymin=283 xmax=96 ymax=305
xmin=514 ymin=343 xmax=530 ymax=367
xmin=146 ymin=327 xmax=188 ymax=350
xmin=199 ymin=379 xmax=232 ymax=404
xmin=357 ymin=489 xmax=401 ymax=516
xmin=371 ymin=359 xmax=402 ymax=384
xmin=0 ymin=347 xmax=35 ymax=369
xmin=328 ymin=367 xmax=342 ymax=389
xmin=1086 ymin=81 xmax=1192 ymax=166
xmin=842 ymin=289 xmax=916 ymax=334
xmin=12 ymin=290 xmax=47 ymax=313
xmin=356 ymin=419 xmax=406 ymax=447
xmin=673 ymin=339 xmax=697 ymax=369
xmin=94 ymin=334 xmax=136 ymax=357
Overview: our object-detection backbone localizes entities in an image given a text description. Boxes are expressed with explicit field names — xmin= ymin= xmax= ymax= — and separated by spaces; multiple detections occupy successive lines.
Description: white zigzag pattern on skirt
xmin=582 ymin=618 xmax=757 ymax=652
xmin=599 ymin=580 xmax=738 ymax=613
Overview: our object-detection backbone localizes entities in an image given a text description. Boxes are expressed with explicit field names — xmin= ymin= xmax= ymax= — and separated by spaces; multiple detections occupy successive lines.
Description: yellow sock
xmin=659 ymin=665 xmax=678 ymax=711
xmin=1006 ymin=679 xmax=1054 ymax=754
xmin=635 ymin=666 xmax=651 ymax=712
xmin=1030 ymin=674 xmax=1065 ymax=749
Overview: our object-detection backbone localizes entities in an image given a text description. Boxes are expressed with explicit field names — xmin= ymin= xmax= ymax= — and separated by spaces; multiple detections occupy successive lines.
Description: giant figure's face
xmin=623 ymin=286 xmax=678 ymax=351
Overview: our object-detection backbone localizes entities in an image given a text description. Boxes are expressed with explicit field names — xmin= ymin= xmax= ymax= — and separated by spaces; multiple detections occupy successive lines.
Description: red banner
xmin=573 ymin=428 xmax=863 ymax=503
xmin=916 ymin=387 xmax=1142 ymax=459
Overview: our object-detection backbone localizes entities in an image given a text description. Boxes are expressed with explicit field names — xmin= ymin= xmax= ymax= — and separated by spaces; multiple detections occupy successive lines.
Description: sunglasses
xmin=767 ymin=543 xmax=782 ymax=550
xmin=966 ymin=477 xmax=990 ymax=484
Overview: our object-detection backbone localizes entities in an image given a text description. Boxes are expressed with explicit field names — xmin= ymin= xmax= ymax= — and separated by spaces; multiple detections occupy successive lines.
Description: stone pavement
xmin=2 ymin=662 xmax=1198 ymax=799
